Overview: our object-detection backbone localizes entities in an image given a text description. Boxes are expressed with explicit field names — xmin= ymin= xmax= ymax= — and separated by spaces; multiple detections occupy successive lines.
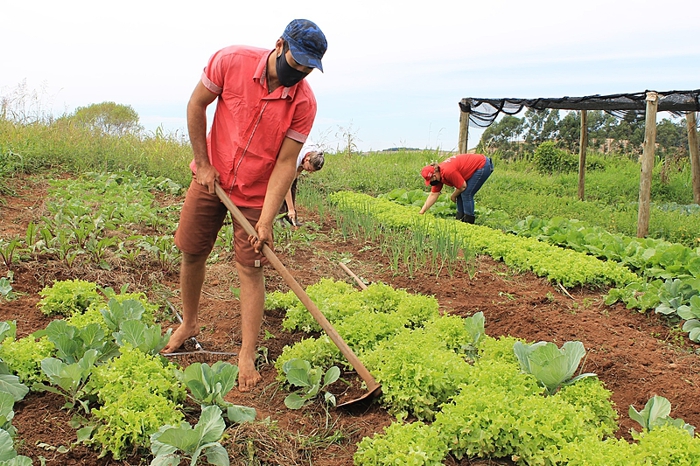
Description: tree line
xmin=477 ymin=109 xmax=691 ymax=159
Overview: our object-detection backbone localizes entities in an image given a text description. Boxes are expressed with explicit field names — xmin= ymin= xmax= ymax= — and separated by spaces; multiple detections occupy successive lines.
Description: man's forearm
xmin=260 ymin=162 xmax=296 ymax=226
xmin=259 ymin=138 xmax=302 ymax=226
xmin=284 ymin=189 xmax=295 ymax=214
xmin=187 ymin=103 xmax=210 ymax=168
xmin=420 ymin=192 xmax=440 ymax=214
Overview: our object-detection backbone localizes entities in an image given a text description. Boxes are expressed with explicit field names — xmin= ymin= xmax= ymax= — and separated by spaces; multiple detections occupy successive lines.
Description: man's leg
xmin=236 ymin=262 xmax=265 ymax=391
xmin=456 ymin=197 xmax=465 ymax=220
xmin=460 ymin=161 xmax=493 ymax=218
xmin=162 ymin=252 xmax=208 ymax=353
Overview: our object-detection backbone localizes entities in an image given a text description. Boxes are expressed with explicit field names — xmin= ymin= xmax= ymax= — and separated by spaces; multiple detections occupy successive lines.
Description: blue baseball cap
xmin=282 ymin=19 xmax=327 ymax=72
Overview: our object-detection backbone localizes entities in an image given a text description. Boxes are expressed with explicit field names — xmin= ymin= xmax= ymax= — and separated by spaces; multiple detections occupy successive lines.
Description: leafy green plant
xmin=679 ymin=295 xmax=700 ymax=341
xmin=87 ymin=384 xmax=185 ymax=460
xmin=175 ymin=361 xmax=255 ymax=424
xmin=99 ymin=297 xmax=147 ymax=331
xmin=605 ymin=279 xmax=662 ymax=312
xmin=44 ymin=320 xmax=115 ymax=364
xmin=655 ymin=278 xmax=699 ymax=317
xmin=84 ymin=345 xmax=186 ymax=459
xmin=274 ymin=336 xmax=341 ymax=380
xmin=0 ymin=392 xmax=18 ymax=437
xmin=113 ymin=320 xmax=170 ymax=355
xmin=0 ymin=239 xmax=22 ymax=270
xmin=0 ymin=429 xmax=32 ymax=465
xmin=281 ymin=359 xmax=340 ymax=410
xmin=34 ymin=349 xmax=98 ymax=413
xmin=433 ymin=355 xmax=615 ymax=465
xmin=85 ymin=235 xmax=119 ymax=269
xmin=0 ymin=333 xmax=54 ymax=386
xmin=37 ymin=279 xmax=101 ymax=316
xmin=354 ymin=420 xmax=448 ymax=466
xmin=0 ymin=374 xmax=28 ymax=405
xmin=87 ymin=345 xmax=185 ymax=406
xmin=629 ymin=395 xmax=695 ymax=436
xmin=380 ymin=188 xmax=455 ymax=218
xmin=138 ymin=235 xmax=180 ymax=272
xmin=462 ymin=311 xmax=485 ymax=357
xmin=0 ymin=279 xmax=16 ymax=301
xmin=513 ymin=340 xmax=596 ymax=395
xmin=534 ymin=141 xmax=579 ymax=174
xmin=178 ymin=362 xmax=238 ymax=408
xmin=149 ymin=405 xmax=229 ymax=466
xmin=362 ymin=318 xmax=473 ymax=421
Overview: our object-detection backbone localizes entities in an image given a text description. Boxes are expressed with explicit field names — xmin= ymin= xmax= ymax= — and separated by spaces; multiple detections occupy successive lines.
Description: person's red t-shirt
xmin=189 ymin=45 xmax=317 ymax=208
xmin=430 ymin=154 xmax=487 ymax=193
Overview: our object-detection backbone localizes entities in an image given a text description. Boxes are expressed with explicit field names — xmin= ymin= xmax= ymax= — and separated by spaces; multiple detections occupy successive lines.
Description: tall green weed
xmin=0 ymin=118 xmax=192 ymax=186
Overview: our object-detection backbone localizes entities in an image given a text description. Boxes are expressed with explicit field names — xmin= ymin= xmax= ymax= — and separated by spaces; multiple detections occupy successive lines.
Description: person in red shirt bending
xmin=162 ymin=19 xmax=327 ymax=392
xmin=419 ymin=153 xmax=494 ymax=224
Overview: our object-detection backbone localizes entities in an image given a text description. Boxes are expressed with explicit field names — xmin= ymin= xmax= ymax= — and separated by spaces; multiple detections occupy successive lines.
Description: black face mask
xmin=276 ymin=44 xmax=308 ymax=87
xmin=430 ymin=179 xmax=440 ymax=186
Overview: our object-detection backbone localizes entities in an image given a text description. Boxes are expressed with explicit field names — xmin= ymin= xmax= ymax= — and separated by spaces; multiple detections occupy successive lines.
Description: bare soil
xmin=1 ymin=175 xmax=699 ymax=465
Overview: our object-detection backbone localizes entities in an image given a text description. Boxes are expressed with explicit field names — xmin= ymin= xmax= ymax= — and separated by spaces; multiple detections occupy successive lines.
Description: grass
xmin=2 ymin=108 xmax=698 ymax=247
xmin=0 ymin=118 xmax=193 ymax=189
xmin=303 ymin=150 xmax=700 ymax=248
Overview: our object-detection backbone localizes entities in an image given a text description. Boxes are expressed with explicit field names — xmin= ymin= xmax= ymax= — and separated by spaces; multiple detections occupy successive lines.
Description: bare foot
xmin=161 ymin=324 xmax=199 ymax=353
xmin=237 ymin=355 xmax=262 ymax=392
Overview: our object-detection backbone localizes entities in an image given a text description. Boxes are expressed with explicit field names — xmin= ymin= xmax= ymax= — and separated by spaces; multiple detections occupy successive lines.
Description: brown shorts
xmin=174 ymin=179 xmax=268 ymax=268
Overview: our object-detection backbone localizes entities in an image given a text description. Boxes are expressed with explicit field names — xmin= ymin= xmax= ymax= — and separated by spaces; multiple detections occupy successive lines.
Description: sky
xmin=3 ymin=0 xmax=699 ymax=152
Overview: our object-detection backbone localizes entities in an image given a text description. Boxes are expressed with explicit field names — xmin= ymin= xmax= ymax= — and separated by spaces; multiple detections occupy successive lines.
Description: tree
xmin=478 ymin=115 xmax=525 ymax=158
xmin=612 ymin=112 xmax=645 ymax=149
xmin=480 ymin=115 xmax=524 ymax=144
xmin=656 ymin=118 xmax=687 ymax=156
xmin=556 ymin=111 xmax=580 ymax=152
xmin=70 ymin=102 xmax=142 ymax=136
xmin=523 ymin=109 xmax=559 ymax=149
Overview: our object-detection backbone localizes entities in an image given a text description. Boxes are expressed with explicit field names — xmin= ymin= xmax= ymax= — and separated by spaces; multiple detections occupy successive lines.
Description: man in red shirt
xmin=163 ymin=19 xmax=327 ymax=392
xmin=419 ymin=153 xmax=494 ymax=224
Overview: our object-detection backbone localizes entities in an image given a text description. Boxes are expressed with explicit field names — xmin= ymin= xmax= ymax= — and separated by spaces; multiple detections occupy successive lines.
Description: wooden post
xmin=687 ymin=111 xmax=700 ymax=204
xmin=637 ymin=91 xmax=658 ymax=238
xmin=459 ymin=108 xmax=470 ymax=154
xmin=578 ymin=110 xmax=588 ymax=201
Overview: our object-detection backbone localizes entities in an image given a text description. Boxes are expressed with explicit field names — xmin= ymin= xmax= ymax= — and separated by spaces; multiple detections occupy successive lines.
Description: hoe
xmin=215 ymin=182 xmax=381 ymax=407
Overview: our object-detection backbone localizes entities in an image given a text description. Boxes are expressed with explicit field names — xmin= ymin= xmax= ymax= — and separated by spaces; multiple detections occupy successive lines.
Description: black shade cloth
xmin=460 ymin=90 xmax=700 ymax=128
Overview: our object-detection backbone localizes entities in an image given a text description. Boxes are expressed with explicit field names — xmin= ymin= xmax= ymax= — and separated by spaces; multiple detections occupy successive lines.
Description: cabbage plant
xmin=629 ymin=395 xmax=695 ymax=436
xmin=513 ymin=340 xmax=596 ymax=395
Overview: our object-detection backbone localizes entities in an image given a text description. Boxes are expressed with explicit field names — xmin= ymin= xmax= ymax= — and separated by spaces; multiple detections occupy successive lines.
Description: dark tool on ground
xmin=214 ymin=182 xmax=382 ymax=407
xmin=163 ymin=300 xmax=238 ymax=362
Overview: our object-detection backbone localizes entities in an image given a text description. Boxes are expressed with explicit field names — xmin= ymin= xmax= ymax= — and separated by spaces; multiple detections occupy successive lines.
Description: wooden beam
xmin=637 ymin=92 xmax=658 ymax=238
xmin=459 ymin=109 xmax=470 ymax=154
xmin=578 ymin=110 xmax=588 ymax=201
xmin=687 ymin=111 xmax=700 ymax=204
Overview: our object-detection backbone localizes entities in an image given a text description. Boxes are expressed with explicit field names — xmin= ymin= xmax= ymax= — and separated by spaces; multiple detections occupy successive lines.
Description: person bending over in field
xmin=162 ymin=19 xmax=328 ymax=393
xmin=279 ymin=142 xmax=325 ymax=226
xmin=419 ymin=153 xmax=494 ymax=224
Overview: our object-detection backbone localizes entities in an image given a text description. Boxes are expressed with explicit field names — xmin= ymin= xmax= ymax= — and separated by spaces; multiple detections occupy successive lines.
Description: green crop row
xmin=376 ymin=187 xmax=700 ymax=344
xmin=508 ymin=216 xmax=700 ymax=343
xmin=0 ymin=280 xmax=252 ymax=462
xmin=327 ymin=191 xmax=638 ymax=288
xmin=0 ymin=172 xmax=183 ymax=273
xmin=267 ymin=278 xmax=699 ymax=465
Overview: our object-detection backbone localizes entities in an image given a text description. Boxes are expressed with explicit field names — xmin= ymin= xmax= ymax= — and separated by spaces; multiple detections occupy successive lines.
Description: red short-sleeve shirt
xmin=430 ymin=154 xmax=487 ymax=193
xmin=189 ymin=45 xmax=317 ymax=208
